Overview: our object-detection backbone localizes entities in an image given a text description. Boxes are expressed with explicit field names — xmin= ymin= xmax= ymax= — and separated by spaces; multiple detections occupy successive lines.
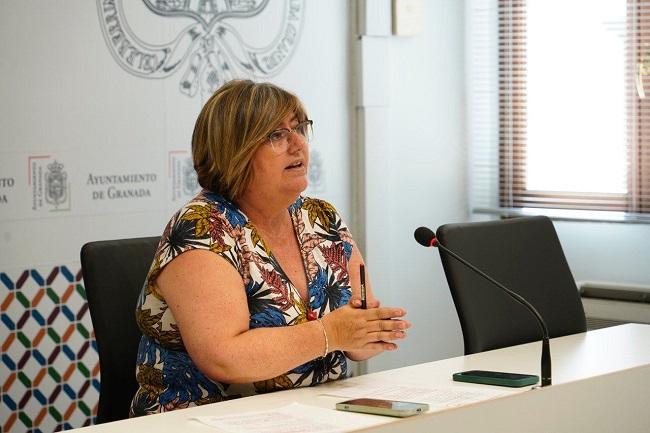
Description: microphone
xmin=414 ymin=226 xmax=551 ymax=387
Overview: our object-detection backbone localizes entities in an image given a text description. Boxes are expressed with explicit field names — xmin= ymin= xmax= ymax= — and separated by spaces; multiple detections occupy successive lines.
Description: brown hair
xmin=192 ymin=79 xmax=307 ymax=201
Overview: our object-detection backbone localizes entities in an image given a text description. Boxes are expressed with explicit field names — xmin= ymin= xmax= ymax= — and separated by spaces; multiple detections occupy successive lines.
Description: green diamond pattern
xmin=2 ymin=265 xmax=100 ymax=433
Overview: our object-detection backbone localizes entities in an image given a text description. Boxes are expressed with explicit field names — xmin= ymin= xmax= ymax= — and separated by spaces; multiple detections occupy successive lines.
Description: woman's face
xmin=244 ymin=112 xmax=310 ymax=205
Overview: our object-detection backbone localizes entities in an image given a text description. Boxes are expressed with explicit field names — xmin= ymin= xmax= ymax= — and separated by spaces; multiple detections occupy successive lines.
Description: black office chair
xmin=436 ymin=216 xmax=586 ymax=354
xmin=80 ymin=236 xmax=160 ymax=423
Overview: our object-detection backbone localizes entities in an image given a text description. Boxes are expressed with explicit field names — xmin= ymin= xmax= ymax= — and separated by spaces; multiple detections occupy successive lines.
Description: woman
xmin=130 ymin=79 xmax=410 ymax=415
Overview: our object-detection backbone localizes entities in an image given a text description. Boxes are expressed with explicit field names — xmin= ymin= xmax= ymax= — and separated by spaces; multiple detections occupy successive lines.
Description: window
xmin=468 ymin=0 xmax=650 ymax=220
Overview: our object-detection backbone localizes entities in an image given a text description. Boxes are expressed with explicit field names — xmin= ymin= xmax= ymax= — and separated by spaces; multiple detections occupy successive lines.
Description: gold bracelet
xmin=316 ymin=318 xmax=329 ymax=358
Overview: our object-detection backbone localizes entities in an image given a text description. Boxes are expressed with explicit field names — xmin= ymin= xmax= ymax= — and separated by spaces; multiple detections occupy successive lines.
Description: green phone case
xmin=453 ymin=370 xmax=539 ymax=387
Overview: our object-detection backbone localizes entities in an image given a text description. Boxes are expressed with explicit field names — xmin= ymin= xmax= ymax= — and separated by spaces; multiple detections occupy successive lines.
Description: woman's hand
xmin=321 ymin=304 xmax=411 ymax=354
xmin=349 ymin=295 xmax=380 ymax=310
xmin=342 ymin=244 xmax=410 ymax=360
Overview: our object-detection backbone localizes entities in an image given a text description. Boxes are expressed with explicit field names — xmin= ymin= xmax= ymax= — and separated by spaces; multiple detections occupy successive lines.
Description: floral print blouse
xmin=130 ymin=191 xmax=354 ymax=416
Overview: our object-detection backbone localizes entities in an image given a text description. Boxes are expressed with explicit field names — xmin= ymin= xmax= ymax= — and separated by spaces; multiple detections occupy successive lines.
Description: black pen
xmin=360 ymin=264 xmax=367 ymax=309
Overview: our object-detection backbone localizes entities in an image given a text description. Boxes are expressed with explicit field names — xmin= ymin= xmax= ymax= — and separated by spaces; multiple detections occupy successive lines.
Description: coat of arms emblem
xmin=44 ymin=160 xmax=68 ymax=208
xmin=98 ymin=0 xmax=305 ymax=99
xmin=182 ymin=157 xmax=199 ymax=196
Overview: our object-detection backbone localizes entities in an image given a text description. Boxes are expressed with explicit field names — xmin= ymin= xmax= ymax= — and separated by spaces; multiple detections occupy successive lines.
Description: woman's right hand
xmin=321 ymin=305 xmax=411 ymax=352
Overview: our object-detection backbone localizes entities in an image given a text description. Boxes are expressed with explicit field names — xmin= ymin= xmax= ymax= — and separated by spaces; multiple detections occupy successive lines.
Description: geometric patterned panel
xmin=1 ymin=266 xmax=99 ymax=433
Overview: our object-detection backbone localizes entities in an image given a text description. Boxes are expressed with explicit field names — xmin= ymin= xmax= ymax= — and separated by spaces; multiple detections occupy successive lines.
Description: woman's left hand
xmin=345 ymin=244 xmax=407 ymax=361
xmin=344 ymin=295 xmax=404 ymax=361
xmin=349 ymin=295 xmax=380 ymax=309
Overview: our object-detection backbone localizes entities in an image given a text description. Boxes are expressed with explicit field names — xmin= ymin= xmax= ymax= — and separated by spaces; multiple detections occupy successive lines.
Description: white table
xmin=70 ymin=324 xmax=650 ymax=433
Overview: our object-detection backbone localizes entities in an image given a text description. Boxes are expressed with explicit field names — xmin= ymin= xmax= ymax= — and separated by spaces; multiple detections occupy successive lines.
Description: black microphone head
xmin=414 ymin=226 xmax=436 ymax=247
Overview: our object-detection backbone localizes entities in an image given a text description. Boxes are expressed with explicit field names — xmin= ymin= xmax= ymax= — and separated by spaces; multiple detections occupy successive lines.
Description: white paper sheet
xmin=191 ymin=382 xmax=521 ymax=432
xmin=191 ymin=402 xmax=389 ymax=433
xmin=318 ymin=381 xmax=519 ymax=411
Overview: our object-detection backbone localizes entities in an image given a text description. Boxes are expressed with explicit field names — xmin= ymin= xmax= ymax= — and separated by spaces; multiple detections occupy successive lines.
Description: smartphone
xmin=453 ymin=370 xmax=539 ymax=387
xmin=335 ymin=398 xmax=429 ymax=418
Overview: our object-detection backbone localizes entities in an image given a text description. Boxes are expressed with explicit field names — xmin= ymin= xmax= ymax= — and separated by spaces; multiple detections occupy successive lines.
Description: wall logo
xmin=169 ymin=151 xmax=200 ymax=202
xmin=182 ymin=157 xmax=199 ymax=196
xmin=29 ymin=156 xmax=71 ymax=212
xmin=307 ymin=149 xmax=325 ymax=193
xmin=45 ymin=161 xmax=69 ymax=207
xmin=97 ymin=0 xmax=305 ymax=99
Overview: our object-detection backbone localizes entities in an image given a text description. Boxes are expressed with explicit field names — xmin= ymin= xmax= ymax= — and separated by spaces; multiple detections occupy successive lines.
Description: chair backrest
xmin=80 ymin=236 xmax=160 ymax=423
xmin=436 ymin=216 xmax=586 ymax=355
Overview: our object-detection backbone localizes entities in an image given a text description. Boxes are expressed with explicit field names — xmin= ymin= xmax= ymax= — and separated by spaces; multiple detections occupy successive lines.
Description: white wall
xmin=0 ymin=1 xmax=352 ymax=272
xmin=361 ymin=0 xmax=467 ymax=373
xmin=556 ymin=221 xmax=650 ymax=286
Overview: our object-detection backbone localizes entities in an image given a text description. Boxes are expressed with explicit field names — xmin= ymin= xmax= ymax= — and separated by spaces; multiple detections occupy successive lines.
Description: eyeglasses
xmin=266 ymin=120 xmax=313 ymax=154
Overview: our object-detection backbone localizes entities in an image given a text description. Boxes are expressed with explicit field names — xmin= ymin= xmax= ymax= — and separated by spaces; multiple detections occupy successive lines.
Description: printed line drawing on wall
xmin=97 ymin=0 xmax=306 ymax=99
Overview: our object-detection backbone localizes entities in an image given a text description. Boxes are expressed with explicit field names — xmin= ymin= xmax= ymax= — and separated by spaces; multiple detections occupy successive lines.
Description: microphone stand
xmin=434 ymin=239 xmax=551 ymax=387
